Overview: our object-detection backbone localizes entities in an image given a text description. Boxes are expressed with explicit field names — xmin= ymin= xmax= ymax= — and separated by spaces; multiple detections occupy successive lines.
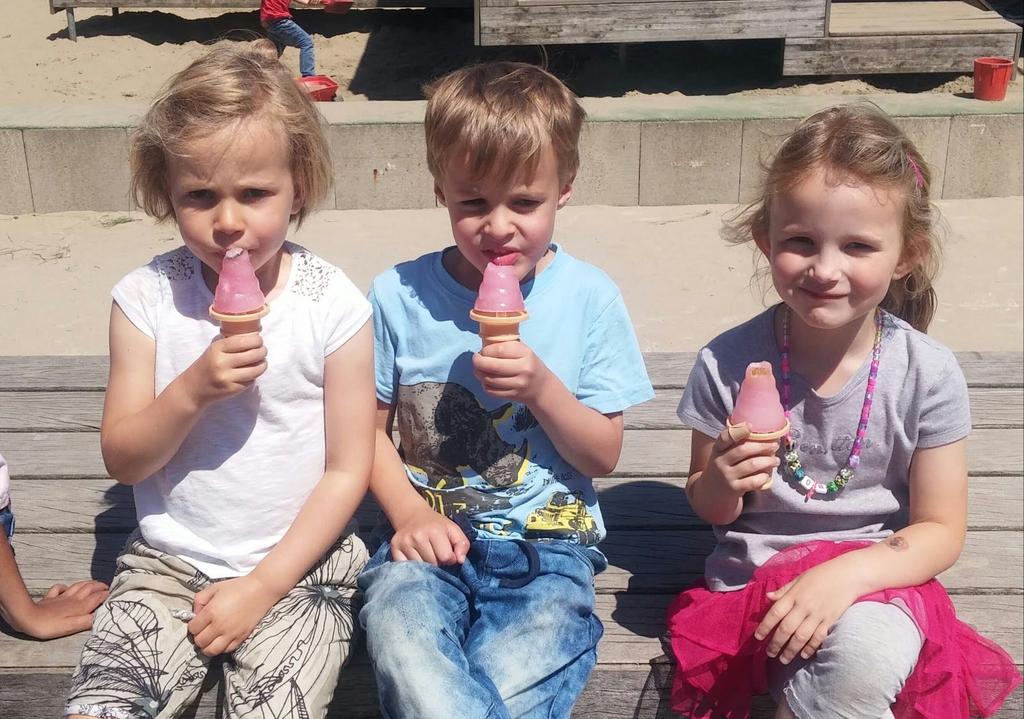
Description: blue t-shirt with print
xmin=370 ymin=245 xmax=654 ymax=546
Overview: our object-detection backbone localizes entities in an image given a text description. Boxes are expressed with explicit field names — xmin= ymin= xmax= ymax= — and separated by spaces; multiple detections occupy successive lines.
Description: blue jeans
xmin=264 ymin=18 xmax=316 ymax=77
xmin=358 ymin=538 xmax=605 ymax=719
xmin=0 ymin=503 xmax=13 ymax=540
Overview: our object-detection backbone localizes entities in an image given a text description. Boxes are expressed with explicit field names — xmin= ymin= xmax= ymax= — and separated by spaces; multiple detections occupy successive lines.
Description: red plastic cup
xmin=973 ymin=57 xmax=1014 ymax=101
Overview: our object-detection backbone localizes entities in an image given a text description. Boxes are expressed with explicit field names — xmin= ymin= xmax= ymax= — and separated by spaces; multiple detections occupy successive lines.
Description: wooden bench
xmin=1 ymin=352 xmax=1021 ymax=718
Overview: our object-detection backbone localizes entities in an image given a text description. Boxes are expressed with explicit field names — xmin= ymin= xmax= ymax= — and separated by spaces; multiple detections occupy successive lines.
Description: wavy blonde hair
xmin=724 ymin=103 xmax=940 ymax=331
xmin=424 ymin=61 xmax=586 ymax=186
xmin=130 ymin=39 xmax=332 ymax=227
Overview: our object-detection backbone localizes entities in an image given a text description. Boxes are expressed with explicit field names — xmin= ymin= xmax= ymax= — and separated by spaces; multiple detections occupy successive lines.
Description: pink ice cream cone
xmin=209 ymin=248 xmax=269 ymax=336
xmin=728 ymin=362 xmax=790 ymax=442
xmin=728 ymin=362 xmax=789 ymax=490
xmin=470 ymin=262 xmax=528 ymax=346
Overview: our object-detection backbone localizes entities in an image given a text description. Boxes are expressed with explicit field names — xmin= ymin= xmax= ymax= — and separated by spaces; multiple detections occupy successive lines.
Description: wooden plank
xmin=641 ymin=351 xmax=1024 ymax=389
xmin=1 ymin=665 xmax=1021 ymax=719
xmin=2 ymin=353 xmax=1019 ymax=391
xmin=478 ymin=0 xmax=826 ymax=46
xmin=3 ymin=592 xmax=1020 ymax=669
xmin=9 ymin=529 xmax=1021 ymax=595
xmin=829 ymin=1 xmax=1021 ymax=35
xmin=5 ymin=385 xmax=1020 ymax=432
xmin=784 ymin=32 xmax=1021 ymax=75
xmin=10 ymin=474 xmax=1022 ymax=533
xmin=3 ymin=427 xmax=1021 ymax=478
xmin=0 ymin=356 xmax=108 ymax=391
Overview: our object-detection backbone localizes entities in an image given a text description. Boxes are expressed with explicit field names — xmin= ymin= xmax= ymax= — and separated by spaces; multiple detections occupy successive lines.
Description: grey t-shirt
xmin=678 ymin=307 xmax=971 ymax=591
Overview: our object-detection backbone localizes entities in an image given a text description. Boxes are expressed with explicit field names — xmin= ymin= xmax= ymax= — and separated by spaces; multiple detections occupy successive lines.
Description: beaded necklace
xmin=780 ymin=307 xmax=883 ymax=498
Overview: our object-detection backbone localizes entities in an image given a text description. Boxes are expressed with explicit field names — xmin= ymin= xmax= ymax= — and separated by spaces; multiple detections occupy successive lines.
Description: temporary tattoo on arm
xmin=884 ymin=536 xmax=908 ymax=552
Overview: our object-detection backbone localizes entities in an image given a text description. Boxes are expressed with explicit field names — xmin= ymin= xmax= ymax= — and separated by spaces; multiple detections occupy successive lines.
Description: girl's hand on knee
xmin=754 ymin=563 xmax=860 ymax=664
xmin=188 ymin=576 xmax=279 ymax=657
xmin=703 ymin=424 xmax=781 ymax=495
xmin=391 ymin=504 xmax=470 ymax=566
xmin=182 ymin=334 xmax=268 ymax=408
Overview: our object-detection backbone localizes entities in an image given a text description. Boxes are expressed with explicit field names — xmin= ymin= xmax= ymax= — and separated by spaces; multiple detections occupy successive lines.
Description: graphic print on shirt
xmin=396 ymin=380 xmax=599 ymax=544
xmin=397 ymin=381 xmax=530 ymax=489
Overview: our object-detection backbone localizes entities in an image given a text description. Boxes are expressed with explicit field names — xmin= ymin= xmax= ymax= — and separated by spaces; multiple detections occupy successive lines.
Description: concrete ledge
xmin=0 ymin=93 xmax=1020 ymax=214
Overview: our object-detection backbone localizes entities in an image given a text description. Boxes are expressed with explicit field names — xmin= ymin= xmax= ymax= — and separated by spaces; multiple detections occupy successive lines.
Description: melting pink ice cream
xmin=212 ymin=248 xmax=266 ymax=315
xmin=730 ymin=362 xmax=788 ymax=434
xmin=474 ymin=262 xmax=525 ymax=314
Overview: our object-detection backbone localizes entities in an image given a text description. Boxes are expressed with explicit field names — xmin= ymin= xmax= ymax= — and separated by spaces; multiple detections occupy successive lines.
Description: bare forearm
xmin=101 ymin=376 xmax=206 ymax=485
xmin=527 ymin=375 xmax=622 ymax=477
xmin=685 ymin=471 xmax=744 ymax=525
xmin=827 ymin=522 xmax=965 ymax=596
xmin=369 ymin=430 xmax=430 ymax=526
xmin=0 ymin=538 xmax=34 ymax=630
xmin=249 ymin=470 xmax=368 ymax=597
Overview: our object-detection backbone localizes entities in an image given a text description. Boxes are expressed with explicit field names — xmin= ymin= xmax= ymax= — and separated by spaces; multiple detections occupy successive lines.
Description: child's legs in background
xmin=464 ymin=540 xmax=604 ymax=719
xmin=771 ymin=601 xmax=923 ymax=719
xmin=263 ymin=18 xmax=316 ymax=77
xmin=65 ymin=533 xmax=211 ymax=718
xmin=222 ymin=532 xmax=367 ymax=719
xmin=358 ymin=540 xmax=508 ymax=719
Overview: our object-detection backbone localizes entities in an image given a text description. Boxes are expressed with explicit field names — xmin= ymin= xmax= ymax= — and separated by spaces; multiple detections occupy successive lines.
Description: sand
xmin=1 ymin=199 xmax=1020 ymax=355
xmin=4 ymin=2 xmax=1020 ymax=103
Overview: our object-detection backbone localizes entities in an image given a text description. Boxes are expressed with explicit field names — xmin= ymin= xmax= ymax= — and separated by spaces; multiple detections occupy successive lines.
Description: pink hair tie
xmin=908 ymin=156 xmax=925 ymax=189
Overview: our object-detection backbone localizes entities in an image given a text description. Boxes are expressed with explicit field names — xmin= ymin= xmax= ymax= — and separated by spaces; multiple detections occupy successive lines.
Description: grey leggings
xmin=770 ymin=601 xmax=924 ymax=719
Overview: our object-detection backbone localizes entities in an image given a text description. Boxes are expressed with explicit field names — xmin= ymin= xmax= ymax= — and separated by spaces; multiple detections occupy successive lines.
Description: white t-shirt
xmin=0 ymin=452 xmax=10 ymax=509
xmin=112 ymin=243 xmax=371 ymax=578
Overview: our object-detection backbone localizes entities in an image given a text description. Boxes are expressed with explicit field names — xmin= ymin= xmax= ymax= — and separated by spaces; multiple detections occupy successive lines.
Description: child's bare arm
xmin=0 ymin=536 xmax=108 ymax=640
xmin=369 ymin=402 xmax=470 ymax=566
xmin=473 ymin=341 xmax=623 ymax=477
xmin=684 ymin=426 xmax=780 ymax=525
xmin=101 ymin=302 xmax=267 ymax=485
xmin=187 ymin=322 xmax=376 ymax=657
xmin=755 ymin=440 xmax=968 ymax=664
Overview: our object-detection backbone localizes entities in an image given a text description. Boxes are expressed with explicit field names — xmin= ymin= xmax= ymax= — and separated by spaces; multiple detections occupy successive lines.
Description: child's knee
xmin=784 ymin=603 xmax=921 ymax=718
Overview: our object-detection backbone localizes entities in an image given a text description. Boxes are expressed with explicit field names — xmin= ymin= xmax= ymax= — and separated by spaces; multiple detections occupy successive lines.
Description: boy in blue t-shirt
xmin=358 ymin=61 xmax=654 ymax=717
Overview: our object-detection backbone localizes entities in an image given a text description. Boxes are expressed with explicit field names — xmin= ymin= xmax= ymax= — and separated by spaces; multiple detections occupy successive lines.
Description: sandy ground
xmin=1 ymin=199 xmax=1020 ymax=355
xmin=3 ymin=2 xmax=1021 ymax=102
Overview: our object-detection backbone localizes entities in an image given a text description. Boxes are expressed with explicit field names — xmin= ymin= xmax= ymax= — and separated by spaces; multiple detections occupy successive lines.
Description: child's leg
xmin=221 ymin=534 xmax=368 ymax=719
xmin=772 ymin=601 xmax=923 ymax=719
xmin=358 ymin=539 xmax=507 ymax=719
xmin=464 ymin=541 xmax=604 ymax=719
xmin=264 ymin=18 xmax=316 ymax=77
xmin=64 ymin=534 xmax=211 ymax=718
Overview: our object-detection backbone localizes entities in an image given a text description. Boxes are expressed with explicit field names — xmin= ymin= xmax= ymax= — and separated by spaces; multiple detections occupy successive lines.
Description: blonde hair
xmin=130 ymin=39 xmax=332 ymax=227
xmin=725 ymin=103 xmax=940 ymax=331
xmin=424 ymin=61 xmax=586 ymax=186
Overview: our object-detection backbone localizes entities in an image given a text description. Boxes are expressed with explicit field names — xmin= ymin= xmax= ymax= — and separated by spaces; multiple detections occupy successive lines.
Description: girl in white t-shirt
xmin=66 ymin=41 xmax=375 ymax=719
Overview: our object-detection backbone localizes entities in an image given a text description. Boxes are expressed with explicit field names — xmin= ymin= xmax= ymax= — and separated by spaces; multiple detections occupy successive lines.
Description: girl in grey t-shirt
xmin=667 ymin=105 xmax=1020 ymax=719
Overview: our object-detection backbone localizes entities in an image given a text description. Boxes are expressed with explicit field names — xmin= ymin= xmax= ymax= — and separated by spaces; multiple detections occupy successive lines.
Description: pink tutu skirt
xmin=666 ymin=540 xmax=1021 ymax=719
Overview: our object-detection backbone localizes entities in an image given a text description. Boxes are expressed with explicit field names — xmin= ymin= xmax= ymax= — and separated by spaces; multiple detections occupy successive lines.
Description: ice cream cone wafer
xmin=725 ymin=418 xmax=790 ymax=443
xmin=210 ymin=304 xmax=269 ymax=336
xmin=470 ymin=308 xmax=528 ymax=346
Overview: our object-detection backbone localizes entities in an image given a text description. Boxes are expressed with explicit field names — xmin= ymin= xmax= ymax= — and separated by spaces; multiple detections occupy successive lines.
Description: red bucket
xmin=973 ymin=57 xmax=1014 ymax=101
xmin=324 ymin=0 xmax=353 ymax=13
xmin=295 ymin=75 xmax=339 ymax=102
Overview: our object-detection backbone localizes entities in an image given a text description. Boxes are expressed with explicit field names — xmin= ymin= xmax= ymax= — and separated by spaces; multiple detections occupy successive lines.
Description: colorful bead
xmin=779 ymin=308 xmax=883 ymax=498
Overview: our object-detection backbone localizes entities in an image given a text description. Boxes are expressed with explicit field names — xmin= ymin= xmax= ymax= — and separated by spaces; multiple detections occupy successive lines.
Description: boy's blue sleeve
xmin=577 ymin=293 xmax=654 ymax=414
xmin=369 ymin=282 xmax=398 ymax=405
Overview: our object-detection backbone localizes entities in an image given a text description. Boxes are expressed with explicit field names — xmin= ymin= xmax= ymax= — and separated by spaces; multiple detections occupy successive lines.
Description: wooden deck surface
xmin=830 ymin=0 xmax=1020 ymax=35
xmin=1 ymin=353 xmax=1021 ymax=718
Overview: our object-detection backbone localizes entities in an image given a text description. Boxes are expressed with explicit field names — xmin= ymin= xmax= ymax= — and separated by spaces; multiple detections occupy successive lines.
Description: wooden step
xmin=784 ymin=1 xmax=1022 ymax=74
